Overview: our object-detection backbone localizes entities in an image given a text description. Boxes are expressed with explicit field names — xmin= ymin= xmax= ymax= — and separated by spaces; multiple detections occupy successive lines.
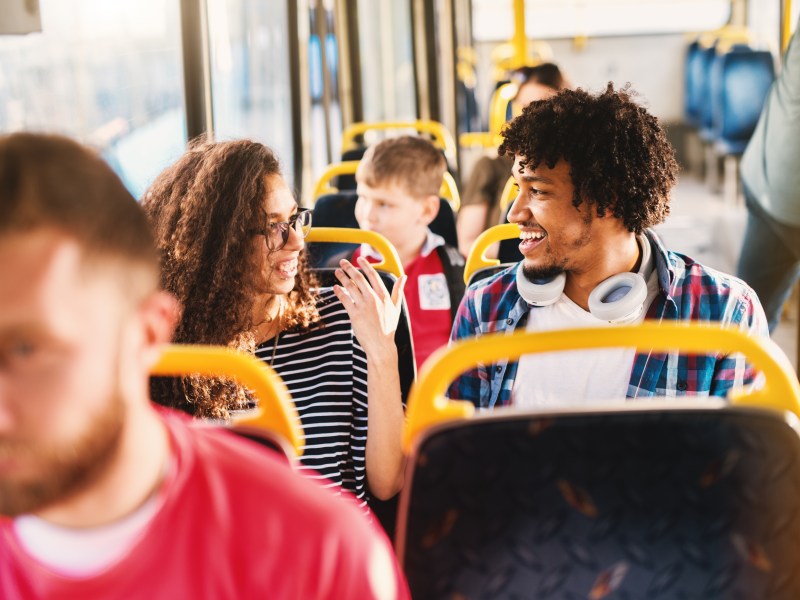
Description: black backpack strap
xmin=435 ymin=244 xmax=466 ymax=322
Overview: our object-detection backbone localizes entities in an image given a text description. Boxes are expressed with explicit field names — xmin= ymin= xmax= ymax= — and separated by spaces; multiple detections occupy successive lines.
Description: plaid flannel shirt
xmin=448 ymin=229 xmax=769 ymax=409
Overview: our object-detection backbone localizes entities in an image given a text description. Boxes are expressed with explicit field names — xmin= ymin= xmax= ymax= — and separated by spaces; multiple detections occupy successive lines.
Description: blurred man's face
xmin=0 ymin=230 xmax=131 ymax=516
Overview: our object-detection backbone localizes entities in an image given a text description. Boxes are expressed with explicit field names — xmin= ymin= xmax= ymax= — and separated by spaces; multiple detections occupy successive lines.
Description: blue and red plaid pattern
xmin=448 ymin=230 xmax=769 ymax=409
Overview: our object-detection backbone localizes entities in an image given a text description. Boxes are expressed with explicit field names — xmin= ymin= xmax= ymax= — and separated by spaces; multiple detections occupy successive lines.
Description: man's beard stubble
xmin=0 ymin=387 xmax=126 ymax=518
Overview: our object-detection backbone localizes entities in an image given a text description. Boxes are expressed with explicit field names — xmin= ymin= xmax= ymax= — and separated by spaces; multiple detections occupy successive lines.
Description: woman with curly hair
xmin=143 ymin=138 xmax=407 ymax=505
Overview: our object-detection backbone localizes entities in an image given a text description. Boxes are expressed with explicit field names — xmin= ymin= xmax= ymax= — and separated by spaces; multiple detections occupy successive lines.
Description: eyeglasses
xmin=253 ymin=209 xmax=312 ymax=251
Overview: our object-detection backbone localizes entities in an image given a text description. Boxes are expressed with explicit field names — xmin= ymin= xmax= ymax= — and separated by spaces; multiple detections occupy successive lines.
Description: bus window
xmin=356 ymin=0 xmax=417 ymax=126
xmin=0 ymin=0 xmax=186 ymax=199
xmin=207 ymin=0 xmax=295 ymax=185
xmin=472 ymin=0 xmax=731 ymax=41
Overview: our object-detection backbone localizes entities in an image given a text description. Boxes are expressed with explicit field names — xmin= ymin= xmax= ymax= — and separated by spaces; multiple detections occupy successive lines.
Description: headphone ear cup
xmin=516 ymin=263 xmax=566 ymax=307
xmin=588 ymin=272 xmax=648 ymax=323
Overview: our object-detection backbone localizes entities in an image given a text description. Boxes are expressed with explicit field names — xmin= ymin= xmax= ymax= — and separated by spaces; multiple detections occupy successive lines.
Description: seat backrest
xmin=308 ymin=192 xmax=458 ymax=269
xmin=684 ymin=40 xmax=704 ymax=127
xmin=498 ymin=203 xmax=523 ymax=264
xmin=699 ymin=44 xmax=720 ymax=132
xmin=715 ymin=49 xmax=775 ymax=144
xmin=398 ymin=407 xmax=800 ymax=599
xmin=306 ymin=193 xmax=360 ymax=268
xmin=332 ymin=147 xmax=460 ymax=194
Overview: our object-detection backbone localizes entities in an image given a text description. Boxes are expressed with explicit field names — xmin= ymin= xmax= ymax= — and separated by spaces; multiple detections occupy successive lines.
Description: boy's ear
xmin=420 ymin=194 xmax=440 ymax=226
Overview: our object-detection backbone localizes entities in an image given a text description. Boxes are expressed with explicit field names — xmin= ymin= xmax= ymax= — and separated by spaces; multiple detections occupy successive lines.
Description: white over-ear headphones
xmin=516 ymin=235 xmax=651 ymax=324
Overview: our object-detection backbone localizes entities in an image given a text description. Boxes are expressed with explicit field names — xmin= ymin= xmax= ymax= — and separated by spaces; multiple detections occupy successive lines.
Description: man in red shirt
xmin=0 ymin=133 xmax=408 ymax=599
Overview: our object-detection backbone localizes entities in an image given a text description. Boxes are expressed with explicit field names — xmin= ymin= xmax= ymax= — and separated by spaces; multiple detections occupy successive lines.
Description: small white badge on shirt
xmin=418 ymin=273 xmax=450 ymax=310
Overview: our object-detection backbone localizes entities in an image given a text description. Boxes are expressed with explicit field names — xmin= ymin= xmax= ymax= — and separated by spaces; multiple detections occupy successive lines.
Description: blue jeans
xmin=737 ymin=186 xmax=800 ymax=332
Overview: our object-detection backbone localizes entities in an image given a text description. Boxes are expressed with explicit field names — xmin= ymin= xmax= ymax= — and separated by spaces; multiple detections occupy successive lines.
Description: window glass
xmin=0 ymin=0 xmax=186 ymax=198
xmin=357 ymin=0 xmax=417 ymax=124
xmin=472 ymin=0 xmax=731 ymax=41
xmin=207 ymin=0 xmax=295 ymax=184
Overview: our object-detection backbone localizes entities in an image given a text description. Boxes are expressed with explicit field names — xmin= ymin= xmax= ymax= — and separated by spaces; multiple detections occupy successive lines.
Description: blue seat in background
xmin=698 ymin=43 xmax=722 ymax=142
xmin=684 ymin=40 xmax=704 ymax=128
xmin=712 ymin=49 xmax=775 ymax=156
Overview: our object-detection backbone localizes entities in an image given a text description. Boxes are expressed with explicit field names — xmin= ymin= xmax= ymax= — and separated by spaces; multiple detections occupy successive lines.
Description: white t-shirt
xmin=513 ymin=259 xmax=659 ymax=409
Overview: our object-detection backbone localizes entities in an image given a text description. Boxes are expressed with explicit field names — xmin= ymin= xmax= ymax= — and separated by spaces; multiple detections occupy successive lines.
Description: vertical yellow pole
xmin=512 ymin=0 xmax=526 ymax=69
xmin=783 ymin=0 xmax=794 ymax=54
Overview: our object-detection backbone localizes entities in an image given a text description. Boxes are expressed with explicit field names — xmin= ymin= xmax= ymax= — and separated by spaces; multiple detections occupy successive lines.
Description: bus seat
xmin=334 ymin=146 xmax=459 ymax=193
xmin=399 ymin=407 xmax=800 ymax=599
xmin=698 ymin=44 xmax=721 ymax=141
xmin=308 ymin=192 xmax=459 ymax=269
xmin=306 ymin=193 xmax=360 ymax=268
xmin=498 ymin=203 xmax=523 ymax=264
xmin=396 ymin=324 xmax=800 ymax=599
xmin=712 ymin=49 xmax=775 ymax=156
xmin=151 ymin=344 xmax=302 ymax=459
xmin=463 ymin=223 xmax=518 ymax=287
xmin=684 ymin=40 xmax=704 ymax=127
xmin=313 ymin=161 xmax=461 ymax=212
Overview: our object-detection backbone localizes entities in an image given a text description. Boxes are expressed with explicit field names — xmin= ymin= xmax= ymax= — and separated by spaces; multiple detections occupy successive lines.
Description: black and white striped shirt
xmin=255 ymin=288 xmax=370 ymax=509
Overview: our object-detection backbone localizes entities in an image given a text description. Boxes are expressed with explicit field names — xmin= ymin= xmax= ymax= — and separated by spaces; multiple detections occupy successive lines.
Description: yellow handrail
xmin=463 ymin=223 xmax=519 ymax=284
xmin=458 ymin=132 xmax=504 ymax=149
xmin=340 ymin=120 xmax=457 ymax=165
xmin=456 ymin=83 xmax=517 ymax=151
xmin=489 ymin=83 xmax=519 ymax=136
xmin=782 ymin=0 xmax=794 ymax=53
xmin=441 ymin=171 xmax=461 ymax=212
xmin=512 ymin=0 xmax=527 ymax=70
xmin=306 ymin=227 xmax=404 ymax=279
xmin=312 ymin=160 xmax=460 ymax=211
xmin=312 ymin=160 xmax=361 ymax=199
xmin=499 ymin=175 xmax=518 ymax=212
xmin=403 ymin=323 xmax=800 ymax=452
xmin=698 ymin=24 xmax=751 ymax=50
xmin=151 ymin=345 xmax=302 ymax=457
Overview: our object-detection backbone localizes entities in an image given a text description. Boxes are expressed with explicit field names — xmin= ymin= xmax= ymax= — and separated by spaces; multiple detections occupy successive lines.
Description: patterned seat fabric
xmin=400 ymin=409 xmax=800 ymax=599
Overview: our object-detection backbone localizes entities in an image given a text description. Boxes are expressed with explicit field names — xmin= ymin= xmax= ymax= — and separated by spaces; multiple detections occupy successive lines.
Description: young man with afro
xmin=448 ymin=84 xmax=768 ymax=409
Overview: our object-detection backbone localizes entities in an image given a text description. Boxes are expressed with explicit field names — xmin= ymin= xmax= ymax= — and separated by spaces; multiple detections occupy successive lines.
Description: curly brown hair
xmin=499 ymin=83 xmax=678 ymax=233
xmin=142 ymin=138 xmax=318 ymax=419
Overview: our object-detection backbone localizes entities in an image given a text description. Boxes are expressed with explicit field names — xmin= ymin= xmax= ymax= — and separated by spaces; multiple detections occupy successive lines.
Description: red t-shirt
xmin=0 ymin=410 xmax=409 ymax=599
xmin=353 ymin=246 xmax=452 ymax=371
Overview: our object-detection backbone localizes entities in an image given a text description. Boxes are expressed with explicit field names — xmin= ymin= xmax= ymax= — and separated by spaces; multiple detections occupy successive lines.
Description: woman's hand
xmin=332 ymin=257 xmax=407 ymax=356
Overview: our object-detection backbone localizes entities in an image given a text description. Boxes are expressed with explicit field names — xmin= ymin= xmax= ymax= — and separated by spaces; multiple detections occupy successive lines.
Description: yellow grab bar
xmin=306 ymin=227 xmax=404 ymax=279
xmin=441 ymin=171 xmax=461 ymax=211
xmin=313 ymin=160 xmax=460 ymax=211
xmin=499 ymin=175 xmax=517 ymax=212
xmin=512 ymin=0 xmax=527 ymax=70
xmin=152 ymin=345 xmax=302 ymax=457
xmin=341 ymin=120 xmax=457 ymax=164
xmin=312 ymin=161 xmax=361 ymax=200
xmin=458 ymin=132 xmax=504 ymax=149
xmin=458 ymin=84 xmax=517 ymax=153
xmin=463 ymin=223 xmax=519 ymax=284
xmin=403 ymin=323 xmax=800 ymax=452
xmin=782 ymin=0 xmax=794 ymax=53
xmin=489 ymin=83 xmax=519 ymax=135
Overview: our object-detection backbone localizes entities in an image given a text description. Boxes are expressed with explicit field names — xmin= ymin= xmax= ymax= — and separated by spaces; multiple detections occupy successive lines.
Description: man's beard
xmin=0 ymin=388 xmax=125 ymax=518
xmin=521 ymin=262 xmax=565 ymax=283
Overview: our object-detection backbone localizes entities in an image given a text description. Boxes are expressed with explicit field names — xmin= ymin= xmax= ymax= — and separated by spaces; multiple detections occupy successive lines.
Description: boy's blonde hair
xmin=356 ymin=136 xmax=446 ymax=199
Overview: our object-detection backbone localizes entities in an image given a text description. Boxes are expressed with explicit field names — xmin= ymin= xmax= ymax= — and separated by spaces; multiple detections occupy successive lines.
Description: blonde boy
xmin=354 ymin=136 xmax=464 ymax=370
